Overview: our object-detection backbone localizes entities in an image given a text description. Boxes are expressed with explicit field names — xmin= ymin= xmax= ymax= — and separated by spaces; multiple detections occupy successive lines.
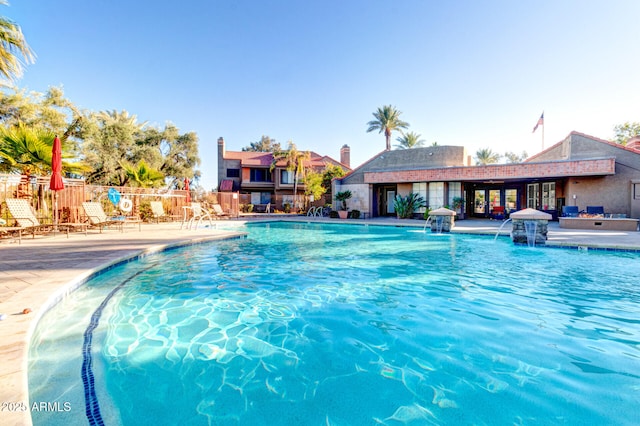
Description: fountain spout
xmin=524 ymin=220 xmax=538 ymax=247
xmin=494 ymin=218 xmax=512 ymax=241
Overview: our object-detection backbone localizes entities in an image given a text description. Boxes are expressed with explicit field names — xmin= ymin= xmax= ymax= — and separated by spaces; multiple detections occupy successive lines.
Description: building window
xmin=251 ymin=192 xmax=271 ymax=205
xmin=541 ymin=182 xmax=556 ymax=210
xmin=412 ymin=182 xmax=427 ymax=213
xmin=226 ymin=168 xmax=240 ymax=178
xmin=428 ymin=182 xmax=445 ymax=208
xmin=527 ymin=184 xmax=540 ymax=209
xmin=250 ymin=168 xmax=272 ymax=182
xmin=447 ymin=182 xmax=462 ymax=208
xmin=505 ymin=189 xmax=517 ymax=212
xmin=281 ymin=170 xmax=294 ymax=184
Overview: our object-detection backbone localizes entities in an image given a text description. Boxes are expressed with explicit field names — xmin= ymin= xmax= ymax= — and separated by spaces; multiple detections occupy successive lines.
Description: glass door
xmin=505 ymin=189 xmax=518 ymax=214
xmin=474 ymin=190 xmax=486 ymax=215
xmin=386 ymin=190 xmax=396 ymax=214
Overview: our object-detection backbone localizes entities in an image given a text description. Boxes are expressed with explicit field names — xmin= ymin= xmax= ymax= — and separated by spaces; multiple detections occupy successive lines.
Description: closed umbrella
xmin=185 ymin=178 xmax=191 ymax=203
xmin=50 ymin=135 xmax=64 ymax=229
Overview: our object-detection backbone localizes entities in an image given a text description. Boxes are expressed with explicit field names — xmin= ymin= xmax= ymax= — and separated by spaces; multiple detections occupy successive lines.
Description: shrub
xmin=329 ymin=210 xmax=339 ymax=218
xmin=394 ymin=193 xmax=426 ymax=219
xmin=350 ymin=209 xmax=361 ymax=219
xmin=139 ymin=201 xmax=153 ymax=221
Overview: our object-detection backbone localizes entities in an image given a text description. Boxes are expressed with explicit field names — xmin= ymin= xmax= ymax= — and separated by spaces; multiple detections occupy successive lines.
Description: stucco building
xmin=334 ymin=131 xmax=640 ymax=220
xmin=217 ymin=137 xmax=351 ymax=210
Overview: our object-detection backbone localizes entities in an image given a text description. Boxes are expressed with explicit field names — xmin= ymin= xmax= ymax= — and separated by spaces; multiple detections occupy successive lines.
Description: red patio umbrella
xmin=185 ymin=177 xmax=191 ymax=203
xmin=50 ymin=135 xmax=64 ymax=228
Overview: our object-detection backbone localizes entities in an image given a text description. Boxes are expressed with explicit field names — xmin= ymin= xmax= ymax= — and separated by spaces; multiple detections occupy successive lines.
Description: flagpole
xmin=541 ymin=121 xmax=544 ymax=151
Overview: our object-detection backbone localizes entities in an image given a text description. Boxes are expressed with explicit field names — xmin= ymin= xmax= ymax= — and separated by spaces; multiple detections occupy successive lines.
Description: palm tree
xmin=120 ymin=159 xmax=165 ymax=188
xmin=271 ymin=141 xmax=311 ymax=210
xmin=0 ymin=1 xmax=35 ymax=85
xmin=367 ymin=105 xmax=409 ymax=151
xmin=475 ymin=148 xmax=501 ymax=165
xmin=395 ymin=131 xmax=425 ymax=149
xmin=0 ymin=124 xmax=86 ymax=175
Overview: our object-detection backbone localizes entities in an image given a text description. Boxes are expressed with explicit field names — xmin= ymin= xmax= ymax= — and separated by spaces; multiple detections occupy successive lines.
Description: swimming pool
xmin=29 ymin=222 xmax=640 ymax=425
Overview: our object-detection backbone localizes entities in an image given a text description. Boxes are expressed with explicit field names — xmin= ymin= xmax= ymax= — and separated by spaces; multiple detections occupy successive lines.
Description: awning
xmin=219 ymin=179 xmax=234 ymax=192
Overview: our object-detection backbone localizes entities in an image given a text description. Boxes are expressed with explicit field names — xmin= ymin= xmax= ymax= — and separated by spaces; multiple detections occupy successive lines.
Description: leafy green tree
xmin=0 ymin=87 xmax=201 ymax=186
xmin=475 ymin=148 xmax=501 ymax=165
xmin=303 ymin=170 xmax=324 ymax=202
xmin=243 ymin=135 xmax=281 ymax=152
xmin=149 ymin=125 xmax=201 ymax=187
xmin=321 ymin=163 xmax=346 ymax=193
xmin=395 ymin=131 xmax=425 ymax=149
xmin=367 ymin=105 xmax=409 ymax=151
xmin=0 ymin=87 xmax=82 ymax=141
xmin=504 ymin=151 xmax=528 ymax=163
xmin=304 ymin=164 xmax=347 ymax=203
xmin=0 ymin=1 xmax=35 ymax=85
xmin=613 ymin=122 xmax=640 ymax=145
xmin=80 ymin=109 xmax=146 ymax=185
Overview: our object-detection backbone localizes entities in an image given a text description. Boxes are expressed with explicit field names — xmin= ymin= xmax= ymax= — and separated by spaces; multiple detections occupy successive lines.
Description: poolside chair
xmin=586 ymin=206 xmax=605 ymax=216
xmin=82 ymin=201 xmax=132 ymax=232
xmin=490 ymin=206 xmax=505 ymax=220
xmin=181 ymin=202 xmax=214 ymax=230
xmin=562 ymin=206 xmax=579 ymax=217
xmin=212 ymin=203 xmax=231 ymax=218
xmin=150 ymin=201 xmax=180 ymax=223
xmin=5 ymin=198 xmax=87 ymax=240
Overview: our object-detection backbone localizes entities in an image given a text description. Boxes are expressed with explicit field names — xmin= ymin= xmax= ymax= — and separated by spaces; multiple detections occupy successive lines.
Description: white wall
xmin=333 ymin=183 xmax=369 ymax=212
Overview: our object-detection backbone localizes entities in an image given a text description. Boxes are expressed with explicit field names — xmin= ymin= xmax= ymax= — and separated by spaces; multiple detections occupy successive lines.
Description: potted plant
xmin=452 ymin=196 xmax=464 ymax=219
xmin=335 ymin=190 xmax=352 ymax=219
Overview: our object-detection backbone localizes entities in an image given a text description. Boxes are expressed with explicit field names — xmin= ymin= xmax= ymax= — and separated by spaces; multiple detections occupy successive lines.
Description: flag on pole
xmin=532 ymin=112 xmax=544 ymax=133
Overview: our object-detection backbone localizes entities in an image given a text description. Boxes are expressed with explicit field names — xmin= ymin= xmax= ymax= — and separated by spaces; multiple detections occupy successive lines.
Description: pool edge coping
xmin=4 ymin=230 xmax=246 ymax=426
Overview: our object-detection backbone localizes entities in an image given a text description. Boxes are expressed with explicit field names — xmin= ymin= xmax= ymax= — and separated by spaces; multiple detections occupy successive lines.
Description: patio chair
xmin=562 ymin=206 xmax=579 ymax=217
xmin=490 ymin=206 xmax=505 ymax=220
xmin=212 ymin=203 xmax=231 ymax=218
xmin=82 ymin=201 xmax=138 ymax=232
xmin=586 ymin=206 xmax=605 ymax=216
xmin=150 ymin=201 xmax=180 ymax=223
xmin=5 ymin=198 xmax=87 ymax=240
xmin=181 ymin=202 xmax=214 ymax=230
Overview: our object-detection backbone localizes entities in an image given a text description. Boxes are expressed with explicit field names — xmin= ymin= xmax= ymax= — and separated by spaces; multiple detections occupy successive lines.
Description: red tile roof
xmin=224 ymin=149 xmax=349 ymax=170
xmin=224 ymin=151 xmax=274 ymax=166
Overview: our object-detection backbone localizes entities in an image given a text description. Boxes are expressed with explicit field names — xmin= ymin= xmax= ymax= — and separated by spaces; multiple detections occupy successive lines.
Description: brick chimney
xmin=217 ymin=137 xmax=225 ymax=157
xmin=217 ymin=137 xmax=226 ymax=185
xmin=340 ymin=144 xmax=350 ymax=168
xmin=626 ymin=136 xmax=640 ymax=151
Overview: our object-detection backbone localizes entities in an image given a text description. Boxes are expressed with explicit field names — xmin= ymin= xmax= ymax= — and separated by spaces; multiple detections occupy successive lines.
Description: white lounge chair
xmin=5 ymin=198 xmax=87 ymax=241
xmin=150 ymin=201 xmax=180 ymax=222
xmin=82 ymin=202 xmax=141 ymax=232
xmin=212 ymin=204 xmax=231 ymax=218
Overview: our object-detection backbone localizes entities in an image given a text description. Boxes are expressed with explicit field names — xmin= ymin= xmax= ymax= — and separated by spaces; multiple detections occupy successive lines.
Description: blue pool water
xmin=29 ymin=222 xmax=640 ymax=425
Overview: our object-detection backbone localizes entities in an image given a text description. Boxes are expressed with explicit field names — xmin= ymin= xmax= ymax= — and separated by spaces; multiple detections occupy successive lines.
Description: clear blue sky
xmin=8 ymin=0 xmax=640 ymax=190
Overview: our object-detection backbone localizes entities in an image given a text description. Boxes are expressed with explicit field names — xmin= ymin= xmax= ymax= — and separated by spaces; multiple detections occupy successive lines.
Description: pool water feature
xmin=29 ymin=222 xmax=640 ymax=425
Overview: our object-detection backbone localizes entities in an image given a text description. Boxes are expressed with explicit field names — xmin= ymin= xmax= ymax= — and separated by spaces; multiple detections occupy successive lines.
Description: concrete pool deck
xmin=1 ymin=217 xmax=639 ymax=425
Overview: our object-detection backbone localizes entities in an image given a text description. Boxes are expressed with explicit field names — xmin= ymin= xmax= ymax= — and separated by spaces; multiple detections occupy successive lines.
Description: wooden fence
xmin=0 ymin=173 xmax=240 ymax=224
